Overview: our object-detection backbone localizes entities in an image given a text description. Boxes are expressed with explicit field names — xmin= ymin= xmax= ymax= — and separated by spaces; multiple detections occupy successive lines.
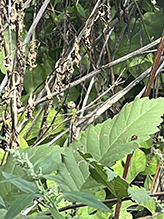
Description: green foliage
xmin=112 ymin=200 xmax=134 ymax=219
xmin=78 ymin=152 xmax=129 ymax=199
xmin=1 ymin=0 xmax=164 ymax=218
xmin=58 ymin=191 xmax=111 ymax=212
xmin=20 ymin=108 xmax=65 ymax=142
xmin=1 ymin=172 xmax=39 ymax=193
xmin=0 ymin=97 xmax=163 ymax=218
xmin=127 ymin=148 xmax=146 ymax=183
xmin=73 ymin=97 xmax=164 ymax=167
xmin=55 ymin=146 xmax=91 ymax=192
xmin=4 ymin=193 xmax=35 ymax=219
xmin=128 ymin=185 xmax=155 ymax=213
xmin=0 ymin=195 xmax=5 ymax=208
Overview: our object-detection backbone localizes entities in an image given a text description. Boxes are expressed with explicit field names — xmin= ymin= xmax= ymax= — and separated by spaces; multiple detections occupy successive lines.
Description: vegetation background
xmin=0 ymin=0 xmax=164 ymax=218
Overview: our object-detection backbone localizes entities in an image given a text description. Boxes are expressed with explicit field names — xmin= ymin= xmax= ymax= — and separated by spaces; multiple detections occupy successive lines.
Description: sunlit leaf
xmin=73 ymin=97 xmax=164 ymax=167
xmin=48 ymin=208 xmax=64 ymax=219
xmin=4 ymin=193 xmax=35 ymax=219
xmin=79 ymin=152 xmax=129 ymax=199
xmin=0 ymin=195 xmax=6 ymax=207
xmin=2 ymin=172 xmax=38 ymax=193
xmin=58 ymin=191 xmax=111 ymax=212
xmin=42 ymin=174 xmax=67 ymax=185
xmin=128 ymin=185 xmax=155 ymax=214
xmin=127 ymin=148 xmax=146 ymax=183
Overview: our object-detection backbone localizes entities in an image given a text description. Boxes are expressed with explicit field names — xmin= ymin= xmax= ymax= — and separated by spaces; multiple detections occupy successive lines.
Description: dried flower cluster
xmin=27 ymin=41 xmax=40 ymax=71
xmin=54 ymin=36 xmax=81 ymax=100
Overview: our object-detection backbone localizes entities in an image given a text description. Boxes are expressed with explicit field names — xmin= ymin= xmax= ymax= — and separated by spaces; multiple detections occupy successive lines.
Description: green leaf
xmin=140 ymin=138 xmax=152 ymax=148
xmin=79 ymin=153 xmax=129 ymax=199
xmin=112 ymin=160 xmax=124 ymax=177
xmin=0 ymin=149 xmax=5 ymax=165
xmin=59 ymin=191 xmax=111 ymax=212
xmin=24 ymin=63 xmax=49 ymax=94
xmin=112 ymin=148 xmax=147 ymax=183
xmin=4 ymin=193 xmax=35 ymax=219
xmin=113 ymin=200 xmax=133 ymax=219
xmin=141 ymin=152 xmax=158 ymax=175
xmin=76 ymin=3 xmax=86 ymax=18
xmin=55 ymin=147 xmax=91 ymax=192
xmin=73 ymin=97 xmax=164 ymax=167
xmin=127 ymin=148 xmax=146 ymax=183
xmin=144 ymin=175 xmax=153 ymax=191
xmin=0 ymin=145 xmax=63 ymax=208
xmin=117 ymin=11 xmax=164 ymax=58
xmin=42 ymin=174 xmax=67 ymax=185
xmin=21 ymin=144 xmax=62 ymax=175
xmin=14 ymin=212 xmax=52 ymax=218
xmin=56 ymin=97 xmax=164 ymax=195
xmin=53 ymin=0 xmax=62 ymax=8
xmin=0 ymin=195 xmax=6 ymax=207
xmin=128 ymin=55 xmax=152 ymax=78
xmin=48 ymin=208 xmax=64 ymax=219
xmin=55 ymin=146 xmax=103 ymax=194
xmin=19 ymin=136 xmax=28 ymax=148
xmin=2 ymin=172 xmax=38 ymax=193
xmin=34 ymin=153 xmax=58 ymax=174
xmin=20 ymin=108 xmax=65 ymax=141
xmin=128 ymin=185 xmax=155 ymax=214
xmin=152 ymin=213 xmax=164 ymax=219
xmin=0 ymin=209 xmax=7 ymax=219
xmin=0 ymin=29 xmax=16 ymax=74
xmin=0 ymin=136 xmax=7 ymax=141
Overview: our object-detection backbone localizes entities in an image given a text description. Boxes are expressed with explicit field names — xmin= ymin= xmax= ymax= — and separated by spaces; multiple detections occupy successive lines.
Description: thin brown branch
xmin=115 ymin=135 xmax=138 ymax=219
xmin=34 ymin=37 xmax=161 ymax=107
xmin=143 ymin=30 xmax=164 ymax=97
xmin=58 ymin=192 xmax=164 ymax=213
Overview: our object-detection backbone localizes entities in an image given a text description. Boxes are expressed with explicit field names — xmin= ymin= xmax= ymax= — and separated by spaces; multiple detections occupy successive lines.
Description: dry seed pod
xmin=27 ymin=42 xmax=40 ymax=71
xmin=10 ymin=2 xmax=17 ymax=30
xmin=54 ymin=36 xmax=81 ymax=100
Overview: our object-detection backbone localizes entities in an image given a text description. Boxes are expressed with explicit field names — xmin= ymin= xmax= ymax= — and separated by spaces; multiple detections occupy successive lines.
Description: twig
xmin=138 ymin=60 xmax=164 ymax=98
xmin=47 ymin=64 xmax=154 ymax=144
xmin=0 ymin=38 xmax=161 ymax=125
xmin=34 ymin=37 xmax=161 ymax=107
xmin=48 ymin=128 xmax=69 ymax=146
xmin=79 ymin=66 xmax=152 ymax=129
xmin=77 ymin=0 xmax=102 ymax=42
xmin=33 ymin=82 xmax=122 ymax=146
xmin=96 ymin=28 xmax=114 ymax=68
xmin=8 ymin=0 xmax=13 ymax=66
xmin=23 ymin=0 xmax=33 ymax=9
xmin=143 ymin=30 xmax=164 ymax=97
xmin=133 ymin=0 xmax=152 ymax=42
xmin=111 ymin=24 xmax=128 ymax=61
xmin=58 ymin=191 xmax=164 ymax=212
xmin=115 ymin=135 xmax=138 ymax=219
xmin=23 ymin=0 xmax=50 ymax=46
xmin=142 ymin=30 xmax=164 ymax=196
xmin=0 ymin=0 xmax=51 ymax=94
xmin=76 ymin=77 xmax=95 ymax=138
xmin=23 ymin=104 xmax=44 ymax=139
xmin=76 ymin=27 xmax=114 ymax=137
xmin=35 ymin=0 xmax=102 ymax=102
xmin=21 ymin=191 xmax=164 ymax=216
xmin=95 ymin=2 xmax=135 ymax=43
xmin=85 ymin=79 xmax=123 ymax=110
xmin=33 ymin=117 xmax=70 ymax=147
